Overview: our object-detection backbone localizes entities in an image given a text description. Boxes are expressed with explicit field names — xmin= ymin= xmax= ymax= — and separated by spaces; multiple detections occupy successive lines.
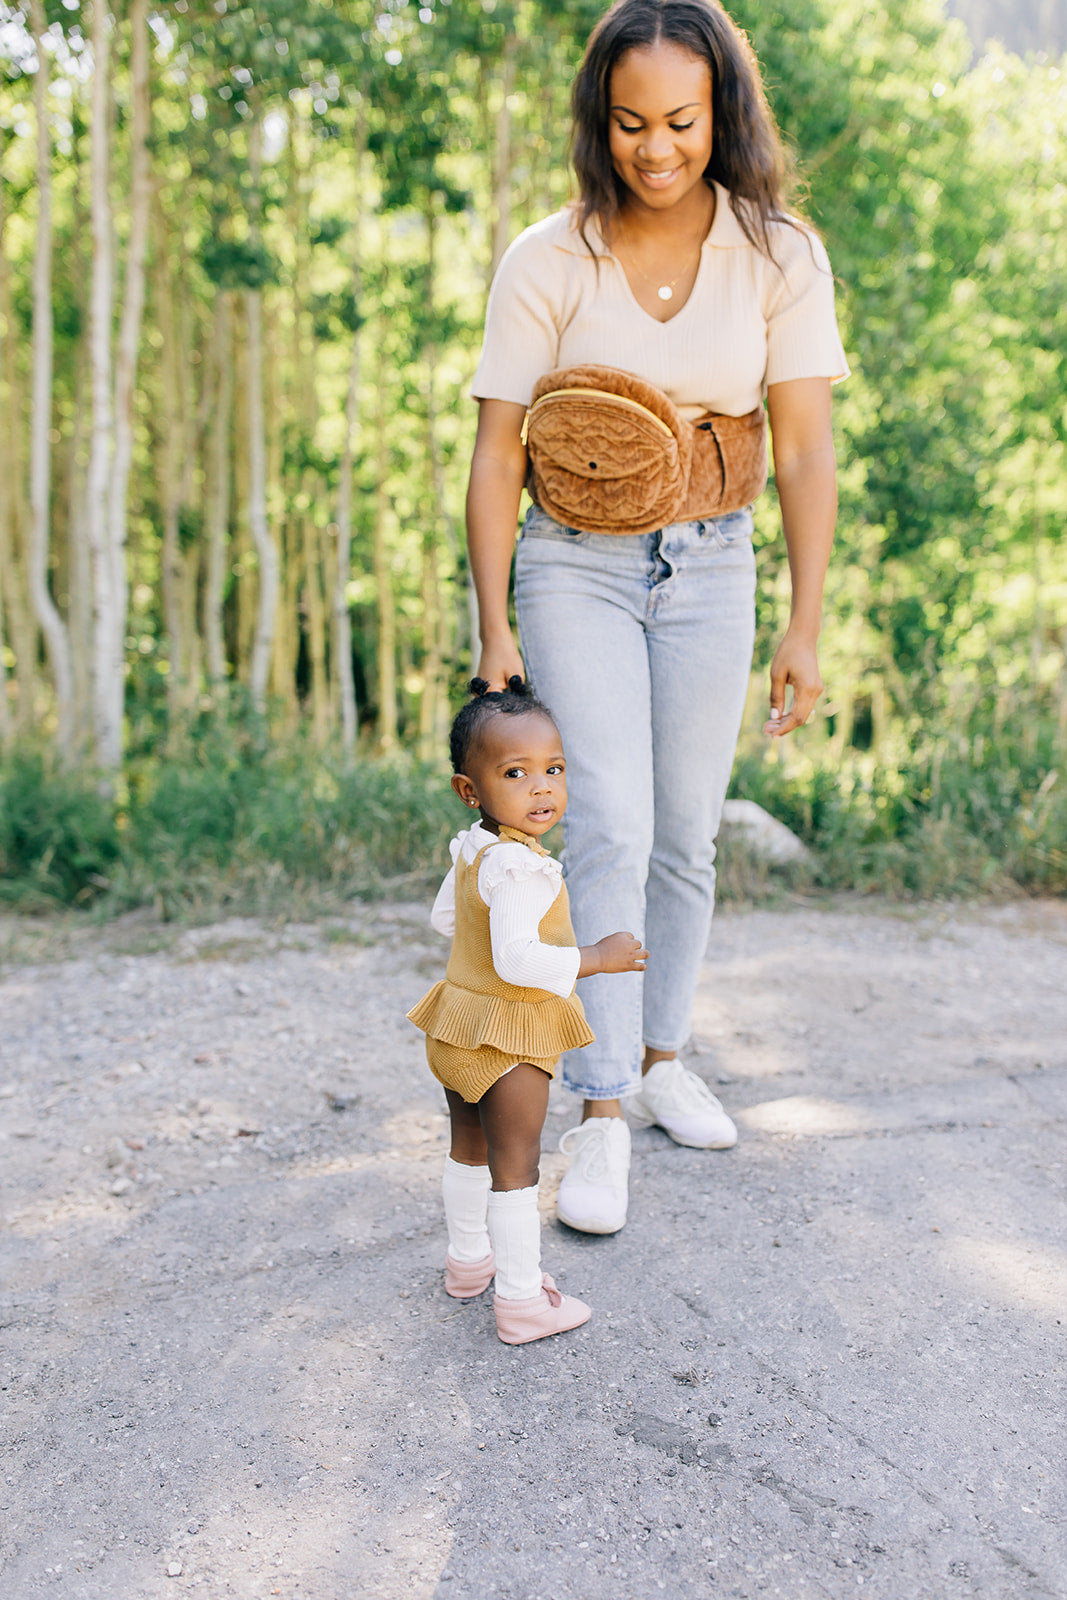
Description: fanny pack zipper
xmin=521 ymin=387 xmax=675 ymax=447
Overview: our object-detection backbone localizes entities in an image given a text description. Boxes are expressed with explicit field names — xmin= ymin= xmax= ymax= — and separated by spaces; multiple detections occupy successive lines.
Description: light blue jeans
xmin=514 ymin=504 xmax=757 ymax=1100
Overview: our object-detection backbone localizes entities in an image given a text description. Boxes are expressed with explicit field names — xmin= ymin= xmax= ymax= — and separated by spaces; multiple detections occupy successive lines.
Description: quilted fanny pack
xmin=521 ymin=363 xmax=767 ymax=536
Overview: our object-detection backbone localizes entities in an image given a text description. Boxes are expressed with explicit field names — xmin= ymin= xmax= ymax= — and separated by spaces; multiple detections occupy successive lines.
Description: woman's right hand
xmin=476 ymin=633 xmax=526 ymax=692
xmin=578 ymin=932 xmax=650 ymax=977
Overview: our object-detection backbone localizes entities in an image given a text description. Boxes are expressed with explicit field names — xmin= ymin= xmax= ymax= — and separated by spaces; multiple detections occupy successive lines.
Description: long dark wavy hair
xmin=572 ymin=0 xmax=798 ymax=258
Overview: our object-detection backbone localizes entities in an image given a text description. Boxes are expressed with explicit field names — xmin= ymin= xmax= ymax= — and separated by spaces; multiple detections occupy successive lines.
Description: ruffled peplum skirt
xmin=407 ymin=979 xmax=594 ymax=1104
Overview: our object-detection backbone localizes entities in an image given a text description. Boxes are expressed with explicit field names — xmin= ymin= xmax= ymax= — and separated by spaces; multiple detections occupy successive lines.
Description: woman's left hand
xmin=763 ymin=629 xmax=823 ymax=738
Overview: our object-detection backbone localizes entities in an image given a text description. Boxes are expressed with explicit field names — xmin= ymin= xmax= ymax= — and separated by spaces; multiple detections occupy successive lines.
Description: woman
xmin=465 ymin=0 xmax=848 ymax=1234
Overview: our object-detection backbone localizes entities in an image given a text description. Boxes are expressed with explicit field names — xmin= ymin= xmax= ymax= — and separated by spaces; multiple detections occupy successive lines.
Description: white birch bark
xmin=489 ymin=30 xmax=518 ymax=278
xmin=61 ymin=103 xmax=94 ymax=748
xmin=333 ymin=116 xmax=366 ymax=753
xmin=85 ymin=0 xmax=117 ymax=768
xmin=153 ymin=193 xmax=187 ymax=711
xmin=7 ymin=499 xmax=42 ymax=733
xmin=28 ymin=0 xmax=74 ymax=756
xmin=245 ymin=283 xmax=277 ymax=707
xmin=0 ymin=550 xmax=8 ymax=745
xmin=101 ymin=0 xmax=151 ymax=763
xmin=0 ymin=127 xmax=13 ymax=742
xmin=244 ymin=117 xmax=278 ymax=708
xmin=422 ymin=196 xmax=454 ymax=753
xmin=372 ymin=339 xmax=397 ymax=751
xmin=205 ymin=291 xmax=232 ymax=686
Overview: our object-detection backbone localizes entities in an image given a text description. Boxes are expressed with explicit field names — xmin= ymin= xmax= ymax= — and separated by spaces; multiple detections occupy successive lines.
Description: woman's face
xmin=608 ymin=41 xmax=714 ymax=214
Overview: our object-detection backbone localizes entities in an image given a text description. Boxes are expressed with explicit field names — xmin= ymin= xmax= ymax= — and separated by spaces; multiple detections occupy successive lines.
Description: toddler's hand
xmin=582 ymin=931 xmax=649 ymax=976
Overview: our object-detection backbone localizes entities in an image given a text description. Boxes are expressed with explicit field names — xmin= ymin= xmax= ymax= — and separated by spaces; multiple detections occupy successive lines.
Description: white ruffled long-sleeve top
xmin=430 ymin=823 xmax=580 ymax=998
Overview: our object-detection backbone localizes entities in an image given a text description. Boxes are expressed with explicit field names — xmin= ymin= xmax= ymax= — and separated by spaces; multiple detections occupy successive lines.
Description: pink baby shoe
xmin=444 ymin=1250 xmax=495 ymax=1298
xmin=493 ymin=1274 xmax=591 ymax=1344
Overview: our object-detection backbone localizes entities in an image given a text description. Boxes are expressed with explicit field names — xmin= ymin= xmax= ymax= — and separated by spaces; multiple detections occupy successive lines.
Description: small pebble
xmin=167 ymin=1560 xmax=183 ymax=1576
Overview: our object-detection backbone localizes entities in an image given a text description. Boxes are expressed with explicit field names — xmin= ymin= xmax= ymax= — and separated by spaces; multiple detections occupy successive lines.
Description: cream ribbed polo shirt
xmin=471 ymin=183 xmax=849 ymax=421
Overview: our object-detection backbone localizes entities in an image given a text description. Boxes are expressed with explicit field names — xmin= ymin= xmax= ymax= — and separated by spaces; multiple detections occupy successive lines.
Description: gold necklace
xmin=620 ymin=243 xmax=700 ymax=302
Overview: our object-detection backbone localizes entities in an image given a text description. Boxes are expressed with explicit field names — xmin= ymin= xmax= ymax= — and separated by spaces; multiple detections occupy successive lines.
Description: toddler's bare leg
xmin=478 ymin=1064 xmax=550 ymax=1191
xmin=444 ymin=1086 xmax=489 ymax=1166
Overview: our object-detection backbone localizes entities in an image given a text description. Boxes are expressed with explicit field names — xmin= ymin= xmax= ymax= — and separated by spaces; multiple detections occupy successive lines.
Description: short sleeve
xmin=763 ymin=226 xmax=849 ymax=389
xmin=471 ymin=228 xmax=564 ymax=407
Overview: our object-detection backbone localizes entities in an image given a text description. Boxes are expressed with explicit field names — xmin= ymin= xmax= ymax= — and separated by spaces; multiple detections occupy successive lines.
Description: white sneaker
xmin=628 ymin=1060 xmax=738 ymax=1149
xmin=556 ymin=1118 xmax=631 ymax=1234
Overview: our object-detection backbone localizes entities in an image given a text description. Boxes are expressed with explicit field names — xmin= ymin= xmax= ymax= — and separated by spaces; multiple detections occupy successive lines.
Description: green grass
xmin=728 ymin=711 xmax=1066 ymax=898
xmin=1 ymin=703 xmax=1063 ymax=919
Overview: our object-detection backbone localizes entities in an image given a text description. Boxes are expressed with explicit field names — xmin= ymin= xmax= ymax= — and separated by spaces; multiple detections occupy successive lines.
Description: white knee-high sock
xmin=442 ymin=1157 xmax=492 ymax=1263
xmin=487 ymin=1186 xmax=542 ymax=1300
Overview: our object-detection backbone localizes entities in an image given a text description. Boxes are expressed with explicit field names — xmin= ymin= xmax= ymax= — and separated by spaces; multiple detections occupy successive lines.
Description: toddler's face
xmin=453 ymin=712 xmax=567 ymax=839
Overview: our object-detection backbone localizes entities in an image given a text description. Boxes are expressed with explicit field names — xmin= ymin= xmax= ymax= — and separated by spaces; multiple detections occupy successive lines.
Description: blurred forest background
xmin=0 ymin=0 xmax=1065 ymax=914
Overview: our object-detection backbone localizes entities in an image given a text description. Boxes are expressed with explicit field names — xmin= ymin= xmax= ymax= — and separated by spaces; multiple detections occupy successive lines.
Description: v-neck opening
xmin=608 ymin=240 xmax=710 ymax=328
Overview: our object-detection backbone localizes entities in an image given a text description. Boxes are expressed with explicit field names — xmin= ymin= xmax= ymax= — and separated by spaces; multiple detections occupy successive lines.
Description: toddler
xmin=407 ymin=678 xmax=648 ymax=1344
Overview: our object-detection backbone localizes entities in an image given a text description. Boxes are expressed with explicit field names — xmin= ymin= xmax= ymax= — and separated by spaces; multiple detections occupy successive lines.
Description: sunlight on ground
xmin=737 ymin=1095 xmax=869 ymax=1139
xmin=945 ymin=1235 xmax=1067 ymax=1320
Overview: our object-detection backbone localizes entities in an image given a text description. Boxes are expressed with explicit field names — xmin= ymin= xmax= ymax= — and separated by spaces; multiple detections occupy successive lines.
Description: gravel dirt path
xmin=1 ymin=898 xmax=1065 ymax=1600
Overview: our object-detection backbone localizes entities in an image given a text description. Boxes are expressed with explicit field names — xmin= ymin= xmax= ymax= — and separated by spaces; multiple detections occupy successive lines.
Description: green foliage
xmin=730 ymin=699 xmax=1066 ymax=898
xmin=1 ymin=697 xmax=1062 ymax=918
xmin=116 ymin=710 xmax=464 ymax=915
xmin=200 ymin=236 xmax=279 ymax=290
xmin=0 ymin=750 xmax=122 ymax=910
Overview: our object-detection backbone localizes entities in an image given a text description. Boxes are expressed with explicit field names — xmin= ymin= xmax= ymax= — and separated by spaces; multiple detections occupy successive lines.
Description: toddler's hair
xmin=450 ymin=677 xmax=556 ymax=773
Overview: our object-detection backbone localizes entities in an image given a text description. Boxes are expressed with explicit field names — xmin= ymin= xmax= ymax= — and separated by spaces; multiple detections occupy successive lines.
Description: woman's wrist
xmin=479 ymin=622 xmax=516 ymax=652
xmin=785 ymin=589 xmax=824 ymax=639
xmin=785 ymin=611 xmax=822 ymax=644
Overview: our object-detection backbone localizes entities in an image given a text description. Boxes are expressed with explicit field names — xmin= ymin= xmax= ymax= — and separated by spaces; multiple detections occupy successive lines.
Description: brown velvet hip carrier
xmin=521 ymin=364 xmax=767 ymax=537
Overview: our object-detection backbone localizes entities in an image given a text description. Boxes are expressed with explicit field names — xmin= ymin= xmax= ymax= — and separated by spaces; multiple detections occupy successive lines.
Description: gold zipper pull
xmin=520 ymin=410 xmax=531 ymax=446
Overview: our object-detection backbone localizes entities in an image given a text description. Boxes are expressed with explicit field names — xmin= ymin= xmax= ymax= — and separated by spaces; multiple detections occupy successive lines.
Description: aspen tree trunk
xmin=489 ymin=29 xmax=518 ymax=277
xmin=245 ymin=117 xmax=279 ymax=709
xmin=0 ymin=490 xmax=8 ymax=745
xmin=333 ymin=112 xmax=366 ymax=753
xmin=28 ymin=0 xmax=75 ymax=756
xmin=65 ymin=359 xmax=93 ymax=747
xmin=270 ymin=522 xmax=297 ymax=710
xmin=7 ymin=499 xmax=41 ymax=733
xmin=262 ymin=297 xmax=289 ymax=707
xmin=62 ymin=105 xmax=93 ymax=747
xmin=286 ymin=112 xmax=325 ymax=726
xmin=417 ymin=537 xmax=443 ymax=760
xmin=0 ymin=128 xmax=14 ymax=741
xmin=334 ymin=315 xmax=362 ymax=747
xmin=85 ymin=0 xmax=118 ymax=767
xmin=155 ymin=204 xmax=186 ymax=715
xmin=179 ymin=547 xmax=202 ymax=701
xmin=2 ymin=137 xmax=41 ymax=734
xmin=233 ymin=341 xmax=256 ymax=683
xmin=372 ymin=342 xmax=397 ymax=751
xmin=422 ymin=196 xmax=455 ymax=752
xmin=204 ymin=291 xmax=232 ymax=686
xmin=102 ymin=0 xmax=151 ymax=759
xmin=0 ymin=556 xmax=8 ymax=745
xmin=301 ymin=488 xmax=329 ymax=743
xmin=0 ymin=172 xmax=39 ymax=742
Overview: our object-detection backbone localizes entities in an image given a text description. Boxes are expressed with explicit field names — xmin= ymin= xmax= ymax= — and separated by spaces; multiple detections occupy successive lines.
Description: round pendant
xmin=657 ymin=285 xmax=673 ymax=301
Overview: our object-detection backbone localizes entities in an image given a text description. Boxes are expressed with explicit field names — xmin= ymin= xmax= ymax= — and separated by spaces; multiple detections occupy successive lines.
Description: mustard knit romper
xmin=407 ymin=826 xmax=595 ymax=1104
